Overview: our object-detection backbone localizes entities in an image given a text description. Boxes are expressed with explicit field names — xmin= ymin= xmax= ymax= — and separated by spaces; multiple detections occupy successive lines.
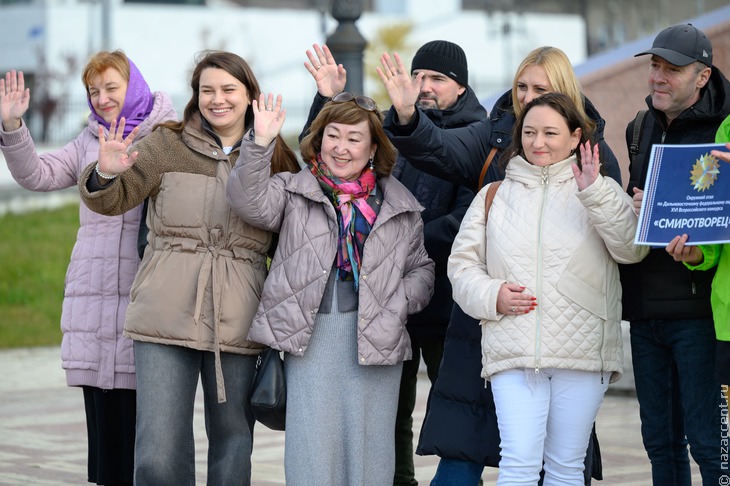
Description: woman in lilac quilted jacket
xmin=0 ymin=51 xmax=176 ymax=485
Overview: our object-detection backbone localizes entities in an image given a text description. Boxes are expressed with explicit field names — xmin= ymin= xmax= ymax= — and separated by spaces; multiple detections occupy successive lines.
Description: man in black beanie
xmin=391 ymin=40 xmax=487 ymax=486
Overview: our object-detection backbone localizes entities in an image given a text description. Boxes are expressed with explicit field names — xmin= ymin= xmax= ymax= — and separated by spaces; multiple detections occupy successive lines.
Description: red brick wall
xmin=580 ymin=22 xmax=730 ymax=188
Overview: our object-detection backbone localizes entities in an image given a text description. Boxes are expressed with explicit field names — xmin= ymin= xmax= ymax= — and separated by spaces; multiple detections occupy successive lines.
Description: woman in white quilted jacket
xmin=448 ymin=92 xmax=648 ymax=486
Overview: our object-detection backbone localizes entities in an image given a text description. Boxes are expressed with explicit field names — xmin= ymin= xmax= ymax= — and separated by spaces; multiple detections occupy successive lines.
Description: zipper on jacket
xmin=534 ymin=166 xmax=549 ymax=374
xmin=599 ymin=320 xmax=605 ymax=384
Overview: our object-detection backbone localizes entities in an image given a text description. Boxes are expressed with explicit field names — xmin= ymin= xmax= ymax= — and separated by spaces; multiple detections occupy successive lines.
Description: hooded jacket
xmin=621 ymin=67 xmax=730 ymax=321
xmin=226 ymin=138 xmax=435 ymax=364
xmin=0 ymin=91 xmax=176 ymax=390
xmin=79 ymin=113 xmax=270 ymax=402
xmin=449 ymin=156 xmax=648 ymax=382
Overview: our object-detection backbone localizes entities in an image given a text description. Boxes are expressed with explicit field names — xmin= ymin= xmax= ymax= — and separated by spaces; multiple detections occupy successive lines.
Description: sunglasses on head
xmin=331 ymin=92 xmax=378 ymax=112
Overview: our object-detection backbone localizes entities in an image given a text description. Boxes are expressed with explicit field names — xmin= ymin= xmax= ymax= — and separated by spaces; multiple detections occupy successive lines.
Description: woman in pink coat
xmin=0 ymin=50 xmax=176 ymax=485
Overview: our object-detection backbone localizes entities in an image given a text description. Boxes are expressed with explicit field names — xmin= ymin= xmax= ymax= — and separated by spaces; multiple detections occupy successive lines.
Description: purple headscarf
xmin=88 ymin=58 xmax=154 ymax=137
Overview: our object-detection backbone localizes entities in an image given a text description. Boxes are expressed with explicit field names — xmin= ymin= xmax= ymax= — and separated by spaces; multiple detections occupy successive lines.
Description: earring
xmin=570 ymin=147 xmax=576 ymax=156
xmin=369 ymin=157 xmax=374 ymax=170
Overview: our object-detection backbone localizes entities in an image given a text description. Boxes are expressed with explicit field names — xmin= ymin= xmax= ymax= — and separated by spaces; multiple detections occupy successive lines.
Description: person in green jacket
xmin=665 ymin=114 xmax=730 ymax=407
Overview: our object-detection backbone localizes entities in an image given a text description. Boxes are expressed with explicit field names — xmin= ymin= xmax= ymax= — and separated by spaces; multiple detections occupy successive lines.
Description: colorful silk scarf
xmin=311 ymin=155 xmax=377 ymax=290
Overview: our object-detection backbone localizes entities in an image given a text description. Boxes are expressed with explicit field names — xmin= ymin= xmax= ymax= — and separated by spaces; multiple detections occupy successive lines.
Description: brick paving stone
xmin=0 ymin=346 xmax=704 ymax=485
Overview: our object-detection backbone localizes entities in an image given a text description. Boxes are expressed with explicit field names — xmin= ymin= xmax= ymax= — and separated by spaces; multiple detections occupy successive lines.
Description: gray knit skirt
xmin=283 ymin=299 xmax=403 ymax=486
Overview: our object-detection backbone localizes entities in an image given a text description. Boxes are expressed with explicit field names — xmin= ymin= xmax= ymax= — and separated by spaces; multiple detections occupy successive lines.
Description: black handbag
xmin=250 ymin=348 xmax=286 ymax=431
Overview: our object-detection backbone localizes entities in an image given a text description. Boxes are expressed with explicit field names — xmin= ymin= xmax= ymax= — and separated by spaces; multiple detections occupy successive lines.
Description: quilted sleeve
xmin=403 ymin=213 xmax=436 ymax=315
xmin=576 ymin=175 xmax=649 ymax=264
xmin=227 ymin=136 xmax=289 ymax=232
xmin=1 ymin=123 xmax=84 ymax=191
xmin=447 ymin=184 xmax=506 ymax=322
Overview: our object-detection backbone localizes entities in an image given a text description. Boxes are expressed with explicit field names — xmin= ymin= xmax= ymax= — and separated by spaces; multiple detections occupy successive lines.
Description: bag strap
xmin=478 ymin=147 xmax=499 ymax=189
xmin=629 ymin=110 xmax=648 ymax=165
xmin=627 ymin=109 xmax=649 ymax=192
xmin=484 ymin=181 xmax=502 ymax=223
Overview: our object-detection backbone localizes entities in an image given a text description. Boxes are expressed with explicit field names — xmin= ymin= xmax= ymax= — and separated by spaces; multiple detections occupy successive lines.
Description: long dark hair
xmin=158 ymin=51 xmax=298 ymax=174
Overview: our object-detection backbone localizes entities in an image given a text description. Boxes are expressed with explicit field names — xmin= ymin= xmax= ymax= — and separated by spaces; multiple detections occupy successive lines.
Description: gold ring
xmin=316 ymin=65 xmax=322 ymax=70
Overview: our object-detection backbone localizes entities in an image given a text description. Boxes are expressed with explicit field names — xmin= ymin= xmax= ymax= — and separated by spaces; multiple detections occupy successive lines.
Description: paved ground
xmin=0 ymin=346 xmax=708 ymax=485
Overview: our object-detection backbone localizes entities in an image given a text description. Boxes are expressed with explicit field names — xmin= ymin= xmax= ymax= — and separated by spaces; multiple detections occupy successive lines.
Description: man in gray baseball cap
xmin=622 ymin=22 xmax=730 ymax=485
xmin=635 ymin=22 xmax=712 ymax=67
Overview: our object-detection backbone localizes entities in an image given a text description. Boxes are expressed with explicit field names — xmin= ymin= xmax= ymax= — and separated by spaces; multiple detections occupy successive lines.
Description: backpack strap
xmin=628 ymin=109 xmax=649 ymax=191
xmin=629 ymin=110 xmax=648 ymax=164
xmin=478 ymin=147 xmax=499 ymax=189
xmin=484 ymin=181 xmax=502 ymax=223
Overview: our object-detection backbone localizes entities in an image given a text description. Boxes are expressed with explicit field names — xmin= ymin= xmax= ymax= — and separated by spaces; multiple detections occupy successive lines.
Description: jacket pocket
xmin=156 ymin=172 xmax=208 ymax=228
xmin=557 ymin=231 xmax=608 ymax=320
xmin=130 ymin=253 xmax=161 ymax=302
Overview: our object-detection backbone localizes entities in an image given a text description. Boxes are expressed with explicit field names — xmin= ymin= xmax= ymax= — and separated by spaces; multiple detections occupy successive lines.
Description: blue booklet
xmin=635 ymin=143 xmax=730 ymax=246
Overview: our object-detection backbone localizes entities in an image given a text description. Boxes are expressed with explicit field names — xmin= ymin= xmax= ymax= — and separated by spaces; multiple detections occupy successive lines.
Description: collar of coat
xmin=286 ymin=169 xmax=425 ymax=228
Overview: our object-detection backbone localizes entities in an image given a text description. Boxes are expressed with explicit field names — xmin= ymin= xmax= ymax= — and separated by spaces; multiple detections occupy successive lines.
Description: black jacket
xmin=621 ymin=67 xmax=730 ymax=321
xmin=384 ymin=89 xmax=622 ymax=192
xmin=386 ymin=90 xmax=615 ymax=481
xmin=395 ymin=87 xmax=485 ymax=338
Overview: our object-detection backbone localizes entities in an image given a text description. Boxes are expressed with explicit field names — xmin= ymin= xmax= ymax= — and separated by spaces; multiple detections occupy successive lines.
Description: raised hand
xmin=665 ymin=234 xmax=703 ymax=265
xmin=376 ymin=52 xmax=422 ymax=124
xmin=304 ymin=44 xmax=346 ymax=98
xmin=0 ymin=70 xmax=31 ymax=131
xmin=98 ymin=118 xmax=139 ymax=177
xmin=252 ymin=93 xmax=286 ymax=147
xmin=573 ymin=141 xmax=601 ymax=191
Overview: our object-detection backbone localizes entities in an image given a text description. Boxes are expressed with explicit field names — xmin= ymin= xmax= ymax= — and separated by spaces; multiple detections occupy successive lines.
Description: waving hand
xmin=0 ymin=70 xmax=31 ymax=131
xmin=252 ymin=93 xmax=286 ymax=147
xmin=97 ymin=118 xmax=140 ymax=180
xmin=304 ymin=44 xmax=346 ymax=98
xmin=573 ymin=141 xmax=601 ymax=191
xmin=376 ymin=52 xmax=422 ymax=124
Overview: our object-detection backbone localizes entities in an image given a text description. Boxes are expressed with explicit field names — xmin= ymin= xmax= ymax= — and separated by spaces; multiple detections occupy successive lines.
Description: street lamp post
xmin=326 ymin=0 xmax=366 ymax=94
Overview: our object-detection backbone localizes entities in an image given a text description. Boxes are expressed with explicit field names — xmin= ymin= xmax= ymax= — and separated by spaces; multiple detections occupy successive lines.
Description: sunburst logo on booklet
xmin=689 ymin=153 xmax=720 ymax=192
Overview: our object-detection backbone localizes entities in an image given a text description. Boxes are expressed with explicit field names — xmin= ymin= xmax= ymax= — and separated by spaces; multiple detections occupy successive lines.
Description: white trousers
xmin=491 ymin=368 xmax=609 ymax=486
